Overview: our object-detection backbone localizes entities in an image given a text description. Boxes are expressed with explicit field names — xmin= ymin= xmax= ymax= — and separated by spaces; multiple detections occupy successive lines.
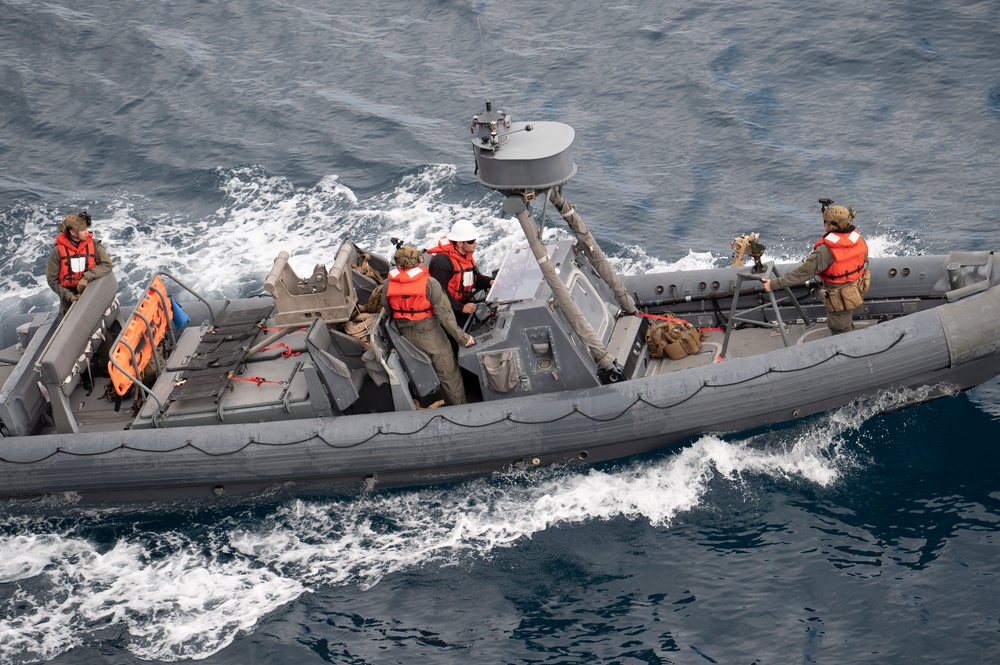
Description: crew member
xmin=762 ymin=199 xmax=869 ymax=334
xmin=426 ymin=219 xmax=493 ymax=328
xmin=46 ymin=211 xmax=113 ymax=315
xmin=382 ymin=245 xmax=475 ymax=405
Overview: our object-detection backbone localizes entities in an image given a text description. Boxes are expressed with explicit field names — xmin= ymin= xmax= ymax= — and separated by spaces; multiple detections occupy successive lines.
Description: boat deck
xmin=645 ymin=319 xmax=878 ymax=376
xmin=71 ymin=387 xmax=137 ymax=432
xmin=32 ymin=312 xmax=882 ymax=436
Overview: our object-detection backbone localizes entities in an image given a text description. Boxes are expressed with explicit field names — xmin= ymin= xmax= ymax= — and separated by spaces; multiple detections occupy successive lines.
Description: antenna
xmin=477 ymin=16 xmax=489 ymax=96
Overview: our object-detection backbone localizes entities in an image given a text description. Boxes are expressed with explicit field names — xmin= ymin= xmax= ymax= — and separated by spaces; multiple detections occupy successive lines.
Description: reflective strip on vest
xmin=55 ymin=233 xmax=96 ymax=289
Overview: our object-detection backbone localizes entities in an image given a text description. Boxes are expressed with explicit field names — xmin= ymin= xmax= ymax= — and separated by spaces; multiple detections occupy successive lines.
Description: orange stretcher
xmin=108 ymin=276 xmax=173 ymax=397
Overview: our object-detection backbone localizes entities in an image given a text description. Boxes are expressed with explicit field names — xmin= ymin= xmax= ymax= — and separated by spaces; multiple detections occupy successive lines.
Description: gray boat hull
xmin=1 ymin=280 xmax=998 ymax=502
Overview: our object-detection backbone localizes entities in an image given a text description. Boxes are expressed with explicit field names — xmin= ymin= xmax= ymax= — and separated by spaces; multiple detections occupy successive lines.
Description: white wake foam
xmin=0 ymin=389 xmax=924 ymax=663
xmin=0 ymin=532 xmax=304 ymax=662
xmin=0 ymin=162 xmax=960 ymax=663
xmin=0 ymin=163 xmax=925 ymax=319
xmin=0 ymin=164 xmax=725 ymax=318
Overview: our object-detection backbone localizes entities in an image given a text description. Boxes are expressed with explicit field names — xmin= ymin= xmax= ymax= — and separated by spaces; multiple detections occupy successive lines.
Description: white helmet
xmin=447 ymin=219 xmax=479 ymax=243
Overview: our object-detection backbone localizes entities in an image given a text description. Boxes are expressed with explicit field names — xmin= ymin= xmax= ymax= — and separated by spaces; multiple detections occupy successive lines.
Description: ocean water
xmin=2 ymin=0 xmax=1000 ymax=662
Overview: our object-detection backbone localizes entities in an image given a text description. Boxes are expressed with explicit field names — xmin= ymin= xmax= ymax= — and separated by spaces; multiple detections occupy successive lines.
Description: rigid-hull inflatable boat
xmin=1 ymin=102 xmax=998 ymax=501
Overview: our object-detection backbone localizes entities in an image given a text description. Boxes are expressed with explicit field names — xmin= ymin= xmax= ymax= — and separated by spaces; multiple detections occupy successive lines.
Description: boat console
xmin=459 ymin=239 xmax=649 ymax=400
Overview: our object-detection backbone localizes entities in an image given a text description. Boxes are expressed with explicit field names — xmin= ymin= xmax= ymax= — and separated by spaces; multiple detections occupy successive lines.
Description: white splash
xmin=763 ymin=228 xmax=919 ymax=266
xmin=230 ymin=389 xmax=920 ymax=595
xmin=0 ymin=388 xmax=929 ymax=662
xmin=0 ymin=161 xmax=961 ymax=663
xmin=0 ymin=163 xmax=926 ymax=318
xmin=0 ymin=533 xmax=304 ymax=663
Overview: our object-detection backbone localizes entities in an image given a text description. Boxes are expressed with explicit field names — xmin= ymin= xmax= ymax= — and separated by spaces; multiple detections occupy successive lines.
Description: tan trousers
xmin=396 ymin=317 xmax=467 ymax=405
xmin=827 ymin=308 xmax=855 ymax=334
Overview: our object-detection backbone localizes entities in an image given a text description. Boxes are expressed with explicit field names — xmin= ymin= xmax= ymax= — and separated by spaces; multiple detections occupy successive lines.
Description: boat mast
xmin=469 ymin=100 xmax=629 ymax=382
xmin=547 ymin=187 xmax=637 ymax=315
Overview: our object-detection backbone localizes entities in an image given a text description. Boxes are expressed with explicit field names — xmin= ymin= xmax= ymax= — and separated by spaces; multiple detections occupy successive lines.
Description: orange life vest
xmin=386 ymin=267 xmax=434 ymax=321
xmin=425 ymin=238 xmax=477 ymax=302
xmin=54 ymin=232 xmax=96 ymax=289
xmin=815 ymin=229 xmax=868 ymax=284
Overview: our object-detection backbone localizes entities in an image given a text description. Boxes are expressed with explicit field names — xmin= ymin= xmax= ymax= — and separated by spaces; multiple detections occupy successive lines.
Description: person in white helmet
xmin=425 ymin=219 xmax=493 ymax=328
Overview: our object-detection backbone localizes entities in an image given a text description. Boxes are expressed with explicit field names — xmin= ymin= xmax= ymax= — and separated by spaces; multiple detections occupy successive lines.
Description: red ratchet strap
xmin=634 ymin=311 xmax=692 ymax=325
xmin=635 ymin=311 xmax=721 ymax=333
xmin=261 ymin=342 xmax=302 ymax=358
xmin=229 ymin=375 xmax=284 ymax=387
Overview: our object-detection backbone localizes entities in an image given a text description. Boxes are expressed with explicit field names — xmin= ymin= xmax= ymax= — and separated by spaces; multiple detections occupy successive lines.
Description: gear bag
xmin=480 ymin=349 xmax=521 ymax=393
xmin=857 ymin=269 xmax=871 ymax=295
xmin=343 ymin=311 xmax=374 ymax=348
xmin=822 ymin=281 xmax=864 ymax=313
xmin=352 ymin=250 xmax=385 ymax=284
xmin=645 ymin=316 xmax=705 ymax=360
xmin=363 ymin=282 xmax=386 ymax=314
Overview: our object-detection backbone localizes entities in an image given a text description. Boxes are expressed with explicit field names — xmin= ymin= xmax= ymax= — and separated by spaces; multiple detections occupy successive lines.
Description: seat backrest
xmin=362 ymin=312 xmax=414 ymax=410
xmin=36 ymin=273 xmax=119 ymax=392
xmin=304 ymin=319 xmax=367 ymax=411
xmin=384 ymin=319 xmax=440 ymax=398
xmin=35 ymin=273 xmax=120 ymax=433
xmin=0 ymin=313 xmax=58 ymax=436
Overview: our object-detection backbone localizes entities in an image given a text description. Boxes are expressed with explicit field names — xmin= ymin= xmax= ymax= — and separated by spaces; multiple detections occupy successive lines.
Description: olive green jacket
xmin=45 ymin=234 xmax=114 ymax=304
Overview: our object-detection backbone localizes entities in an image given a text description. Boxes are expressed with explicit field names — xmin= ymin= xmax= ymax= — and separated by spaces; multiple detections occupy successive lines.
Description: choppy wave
xmin=1 ymin=160 xmax=924 ymax=324
xmin=0 ymin=388 xmax=928 ymax=663
xmin=0 ymin=163 xmax=706 ymax=319
xmin=4 ymin=0 xmax=1000 ymax=660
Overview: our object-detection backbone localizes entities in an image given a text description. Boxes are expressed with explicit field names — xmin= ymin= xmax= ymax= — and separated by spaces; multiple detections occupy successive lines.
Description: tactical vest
xmin=815 ymin=229 xmax=868 ymax=284
xmin=55 ymin=232 xmax=97 ymax=289
xmin=386 ymin=267 xmax=434 ymax=321
xmin=425 ymin=238 xmax=477 ymax=302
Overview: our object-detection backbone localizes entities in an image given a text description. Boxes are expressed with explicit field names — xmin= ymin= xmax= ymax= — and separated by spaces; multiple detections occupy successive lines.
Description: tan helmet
xmin=822 ymin=205 xmax=856 ymax=231
xmin=394 ymin=245 xmax=423 ymax=269
xmin=62 ymin=211 xmax=92 ymax=232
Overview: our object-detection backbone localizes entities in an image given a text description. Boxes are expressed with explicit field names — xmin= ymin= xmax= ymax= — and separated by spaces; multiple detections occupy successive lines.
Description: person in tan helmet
xmin=45 ymin=211 xmax=113 ymax=315
xmin=382 ymin=245 xmax=475 ymax=405
xmin=762 ymin=198 xmax=870 ymax=334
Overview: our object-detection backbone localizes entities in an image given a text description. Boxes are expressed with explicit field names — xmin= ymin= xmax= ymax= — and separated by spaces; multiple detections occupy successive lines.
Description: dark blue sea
xmin=3 ymin=1 xmax=1000 ymax=662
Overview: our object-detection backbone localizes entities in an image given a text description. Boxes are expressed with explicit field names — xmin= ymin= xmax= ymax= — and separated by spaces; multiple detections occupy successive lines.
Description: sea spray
xmin=0 ymin=383 xmax=952 ymax=662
